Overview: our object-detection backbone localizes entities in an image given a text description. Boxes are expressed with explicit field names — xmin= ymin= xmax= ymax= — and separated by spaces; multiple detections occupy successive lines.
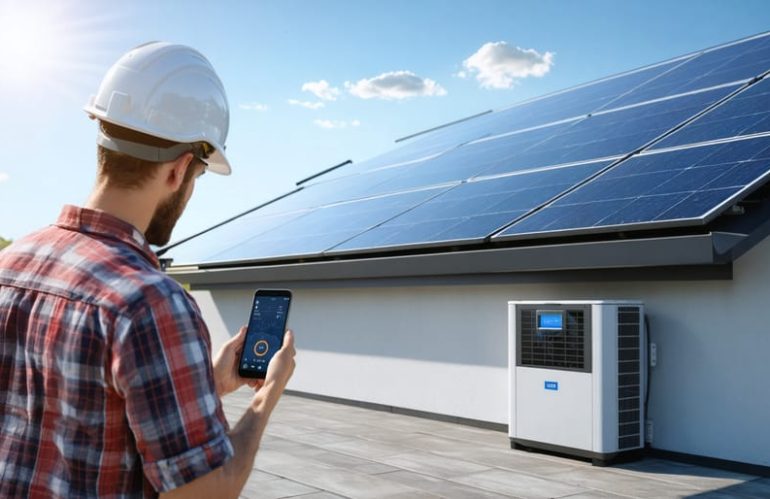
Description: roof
xmin=164 ymin=31 xmax=770 ymax=284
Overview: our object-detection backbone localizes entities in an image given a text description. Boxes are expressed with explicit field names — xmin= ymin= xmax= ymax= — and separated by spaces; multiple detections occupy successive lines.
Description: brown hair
xmin=97 ymin=121 xmax=204 ymax=189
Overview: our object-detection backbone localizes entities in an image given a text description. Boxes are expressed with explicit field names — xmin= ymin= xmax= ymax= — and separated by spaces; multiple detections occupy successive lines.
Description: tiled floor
xmin=221 ymin=390 xmax=769 ymax=499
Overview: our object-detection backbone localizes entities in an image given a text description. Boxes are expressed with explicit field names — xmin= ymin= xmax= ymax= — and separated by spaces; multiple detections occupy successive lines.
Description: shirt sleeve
xmin=111 ymin=288 xmax=234 ymax=492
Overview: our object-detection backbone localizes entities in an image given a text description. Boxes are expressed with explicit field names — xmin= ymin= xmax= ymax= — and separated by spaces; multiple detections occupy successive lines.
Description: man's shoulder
xmin=114 ymin=267 xmax=193 ymax=316
xmin=0 ymin=224 xmax=189 ymax=315
xmin=79 ymin=242 xmax=192 ymax=317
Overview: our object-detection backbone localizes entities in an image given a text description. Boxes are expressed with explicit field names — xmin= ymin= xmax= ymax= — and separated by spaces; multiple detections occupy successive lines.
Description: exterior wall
xmin=190 ymin=236 xmax=770 ymax=467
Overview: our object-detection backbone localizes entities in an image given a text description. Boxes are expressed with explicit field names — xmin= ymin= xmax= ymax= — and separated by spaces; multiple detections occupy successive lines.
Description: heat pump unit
xmin=508 ymin=301 xmax=646 ymax=465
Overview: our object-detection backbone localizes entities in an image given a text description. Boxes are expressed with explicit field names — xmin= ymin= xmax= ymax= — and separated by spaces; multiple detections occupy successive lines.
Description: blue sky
xmin=1 ymin=0 xmax=769 ymax=242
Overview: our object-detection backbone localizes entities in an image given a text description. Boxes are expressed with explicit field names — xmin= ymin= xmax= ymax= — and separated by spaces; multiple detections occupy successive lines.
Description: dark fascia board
xmin=167 ymin=232 xmax=733 ymax=286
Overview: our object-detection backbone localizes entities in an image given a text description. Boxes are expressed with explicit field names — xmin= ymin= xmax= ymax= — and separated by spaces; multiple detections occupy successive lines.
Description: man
xmin=0 ymin=42 xmax=296 ymax=497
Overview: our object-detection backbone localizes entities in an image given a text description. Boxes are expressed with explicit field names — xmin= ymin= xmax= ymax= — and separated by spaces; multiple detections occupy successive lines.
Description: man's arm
xmin=160 ymin=330 xmax=295 ymax=499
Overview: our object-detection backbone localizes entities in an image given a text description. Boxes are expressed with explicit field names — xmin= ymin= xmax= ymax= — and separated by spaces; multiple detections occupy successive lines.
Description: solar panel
xmin=454 ymin=56 xmax=691 ymax=140
xmin=494 ymin=135 xmax=770 ymax=240
xmin=167 ymin=207 xmax=308 ymax=265
xmin=607 ymin=33 xmax=770 ymax=109
xmin=166 ymin=32 xmax=770 ymax=267
xmin=173 ymin=186 xmax=449 ymax=265
xmin=469 ymin=85 xmax=737 ymax=179
xmin=650 ymin=77 xmax=770 ymax=149
xmin=315 ymin=120 xmax=578 ymax=198
xmin=328 ymin=160 xmax=612 ymax=254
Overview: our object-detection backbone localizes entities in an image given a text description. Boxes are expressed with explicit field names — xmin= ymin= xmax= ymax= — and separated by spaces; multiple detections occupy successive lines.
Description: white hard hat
xmin=84 ymin=41 xmax=231 ymax=175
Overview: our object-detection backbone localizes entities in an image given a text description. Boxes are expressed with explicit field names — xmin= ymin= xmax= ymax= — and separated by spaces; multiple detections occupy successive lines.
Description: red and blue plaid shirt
xmin=0 ymin=206 xmax=233 ymax=497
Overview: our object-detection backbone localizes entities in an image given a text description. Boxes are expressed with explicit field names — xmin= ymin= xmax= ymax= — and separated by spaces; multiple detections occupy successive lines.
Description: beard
xmin=145 ymin=182 xmax=189 ymax=247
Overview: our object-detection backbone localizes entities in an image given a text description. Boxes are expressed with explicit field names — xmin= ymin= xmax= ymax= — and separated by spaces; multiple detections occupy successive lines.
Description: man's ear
xmin=165 ymin=152 xmax=195 ymax=192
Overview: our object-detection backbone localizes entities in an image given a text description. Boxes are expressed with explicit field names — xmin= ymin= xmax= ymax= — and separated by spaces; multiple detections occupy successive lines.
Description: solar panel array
xmin=168 ymin=32 xmax=770 ymax=267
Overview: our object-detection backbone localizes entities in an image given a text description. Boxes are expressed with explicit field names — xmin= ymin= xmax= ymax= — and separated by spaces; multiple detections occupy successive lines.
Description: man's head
xmin=85 ymin=42 xmax=230 ymax=245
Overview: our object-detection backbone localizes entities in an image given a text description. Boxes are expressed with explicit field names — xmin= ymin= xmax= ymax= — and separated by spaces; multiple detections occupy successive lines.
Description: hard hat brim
xmin=205 ymin=148 xmax=231 ymax=176
xmin=85 ymin=105 xmax=232 ymax=176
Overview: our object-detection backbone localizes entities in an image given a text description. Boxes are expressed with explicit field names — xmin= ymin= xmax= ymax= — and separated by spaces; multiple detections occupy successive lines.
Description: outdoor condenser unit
xmin=508 ymin=301 xmax=646 ymax=465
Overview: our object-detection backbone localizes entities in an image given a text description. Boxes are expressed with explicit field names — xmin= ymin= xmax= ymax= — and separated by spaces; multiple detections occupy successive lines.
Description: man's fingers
xmin=282 ymin=330 xmax=294 ymax=351
xmin=228 ymin=326 xmax=248 ymax=346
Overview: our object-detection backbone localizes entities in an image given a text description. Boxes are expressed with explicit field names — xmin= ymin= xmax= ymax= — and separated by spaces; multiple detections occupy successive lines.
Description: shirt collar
xmin=55 ymin=205 xmax=160 ymax=269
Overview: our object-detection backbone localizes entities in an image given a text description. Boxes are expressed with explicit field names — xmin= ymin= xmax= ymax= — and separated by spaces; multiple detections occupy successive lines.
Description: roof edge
xmin=167 ymin=233 xmax=731 ymax=286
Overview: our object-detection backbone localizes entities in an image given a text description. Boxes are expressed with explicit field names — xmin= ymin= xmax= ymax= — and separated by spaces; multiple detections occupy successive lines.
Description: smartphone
xmin=238 ymin=289 xmax=292 ymax=379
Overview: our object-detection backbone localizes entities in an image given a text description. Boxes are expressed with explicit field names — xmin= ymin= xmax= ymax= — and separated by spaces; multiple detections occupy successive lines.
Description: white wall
xmin=191 ymin=237 xmax=770 ymax=467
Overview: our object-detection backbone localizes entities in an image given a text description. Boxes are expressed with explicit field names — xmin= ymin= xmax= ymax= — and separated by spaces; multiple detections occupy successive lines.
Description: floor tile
xmin=379 ymin=450 xmax=492 ymax=479
xmin=239 ymin=477 xmax=319 ymax=499
xmin=452 ymin=468 xmax=588 ymax=498
xmin=218 ymin=391 xmax=764 ymax=499
xmin=378 ymin=469 xmax=513 ymax=498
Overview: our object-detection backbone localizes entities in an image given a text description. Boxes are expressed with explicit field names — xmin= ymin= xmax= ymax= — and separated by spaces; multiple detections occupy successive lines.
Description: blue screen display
xmin=538 ymin=312 xmax=563 ymax=330
xmin=241 ymin=295 xmax=290 ymax=374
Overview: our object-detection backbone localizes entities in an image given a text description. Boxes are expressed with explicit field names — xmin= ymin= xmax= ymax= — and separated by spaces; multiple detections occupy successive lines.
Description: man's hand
xmin=213 ymin=326 xmax=261 ymax=397
xmin=264 ymin=330 xmax=296 ymax=392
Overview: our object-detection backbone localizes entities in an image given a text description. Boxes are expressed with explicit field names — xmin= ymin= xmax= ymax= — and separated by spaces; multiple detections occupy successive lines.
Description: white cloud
xmin=288 ymin=99 xmax=325 ymax=110
xmin=313 ymin=119 xmax=361 ymax=129
xmin=302 ymin=80 xmax=340 ymax=101
xmin=0 ymin=173 xmax=8 ymax=183
xmin=346 ymin=71 xmax=447 ymax=100
xmin=462 ymin=41 xmax=554 ymax=89
xmin=239 ymin=102 xmax=269 ymax=111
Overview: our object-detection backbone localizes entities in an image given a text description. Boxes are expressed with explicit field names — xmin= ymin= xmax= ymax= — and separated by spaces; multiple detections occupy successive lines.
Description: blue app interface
xmin=242 ymin=295 xmax=290 ymax=374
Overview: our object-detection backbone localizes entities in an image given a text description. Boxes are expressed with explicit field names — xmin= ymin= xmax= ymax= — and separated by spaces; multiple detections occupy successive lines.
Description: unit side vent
xmin=519 ymin=308 xmax=588 ymax=371
xmin=618 ymin=306 xmax=641 ymax=450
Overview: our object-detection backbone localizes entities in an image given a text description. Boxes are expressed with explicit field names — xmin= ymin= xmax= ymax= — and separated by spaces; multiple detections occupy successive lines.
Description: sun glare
xmin=0 ymin=5 xmax=69 ymax=82
xmin=0 ymin=1 xmax=127 ymax=102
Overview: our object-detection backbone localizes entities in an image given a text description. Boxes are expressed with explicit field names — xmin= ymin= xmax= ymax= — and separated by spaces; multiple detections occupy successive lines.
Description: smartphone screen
xmin=238 ymin=289 xmax=292 ymax=379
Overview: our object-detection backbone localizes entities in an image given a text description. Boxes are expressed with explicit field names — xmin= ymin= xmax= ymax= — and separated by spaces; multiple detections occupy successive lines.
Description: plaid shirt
xmin=0 ymin=206 xmax=233 ymax=497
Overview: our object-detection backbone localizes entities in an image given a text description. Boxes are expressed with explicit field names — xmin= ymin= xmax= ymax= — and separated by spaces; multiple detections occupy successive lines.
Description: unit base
xmin=510 ymin=438 xmax=644 ymax=467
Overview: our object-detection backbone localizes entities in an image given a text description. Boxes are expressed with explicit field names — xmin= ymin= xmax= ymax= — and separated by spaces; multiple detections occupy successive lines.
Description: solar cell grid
xmin=495 ymin=135 xmax=770 ymax=239
xmin=652 ymin=77 xmax=770 ymax=149
xmin=473 ymin=57 xmax=690 ymax=137
xmin=472 ymin=85 xmax=737 ymax=178
xmin=168 ymin=209 xmax=310 ymax=265
xmin=188 ymin=186 xmax=450 ymax=265
xmin=343 ymin=120 xmax=576 ymax=193
xmin=328 ymin=160 xmax=611 ymax=254
xmin=607 ymin=33 xmax=770 ymax=108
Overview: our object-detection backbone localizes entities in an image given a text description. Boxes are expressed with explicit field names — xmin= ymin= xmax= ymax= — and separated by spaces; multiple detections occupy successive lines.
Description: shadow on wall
xmin=207 ymin=286 xmax=511 ymax=368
